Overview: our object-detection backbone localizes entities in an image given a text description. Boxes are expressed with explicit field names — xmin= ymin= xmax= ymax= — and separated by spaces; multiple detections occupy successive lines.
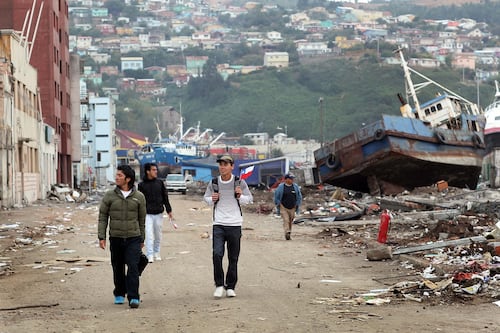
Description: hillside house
xmin=89 ymin=52 xmax=111 ymax=64
xmin=121 ymin=57 xmax=144 ymax=71
xmin=408 ymin=58 xmax=441 ymax=68
xmin=452 ymin=53 xmax=476 ymax=70
xmin=76 ymin=36 xmax=93 ymax=50
xmin=296 ymin=41 xmax=331 ymax=56
xmin=100 ymin=66 xmax=119 ymax=76
xmin=264 ymin=52 xmax=289 ymax=68
xmin=267 ymin=31 xmax=283 ymax=41
xmin=192 ymin=32 xmax=211 ymax=41
xmin=167 ymin=65 xmax=187 ymax=77
xmin=96 ymin=23 xmax=115 ymax=35
xmin=120 ymin=37 xmax=141 ymax=53
xmin=136 ymin=79 xmax=166 ymax=96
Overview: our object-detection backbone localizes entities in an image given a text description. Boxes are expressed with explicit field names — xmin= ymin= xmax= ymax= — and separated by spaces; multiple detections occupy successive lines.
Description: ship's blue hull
xmin=314 ymin=114 xmax=486 ymax=195
xmin=135 ymin=147 xmax=201 ymax=178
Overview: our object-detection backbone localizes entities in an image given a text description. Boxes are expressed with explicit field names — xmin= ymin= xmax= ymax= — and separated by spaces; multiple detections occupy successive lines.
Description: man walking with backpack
xmin=203 ymin=155 xmax=253 ymax=298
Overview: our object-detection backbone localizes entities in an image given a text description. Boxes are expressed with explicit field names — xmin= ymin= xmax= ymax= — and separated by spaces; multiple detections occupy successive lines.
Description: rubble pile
xmin=239 ymin=181 xmax=500 ymax=307
xmin=284 ymin=182 xmax=500 ymax=307
xmin=48 ymin=184 xmax=89 ymax=203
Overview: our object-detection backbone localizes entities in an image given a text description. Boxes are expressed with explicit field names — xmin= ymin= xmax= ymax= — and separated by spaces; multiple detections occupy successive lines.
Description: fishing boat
xmin=134 ymin=121 xmax=209 ymax=178
xmin=483 ymin=80 xmax=500 ymax=153
xmin=314 ymin=48 xmax=486 ymax=195
xmin=135 ymin=140 xmax=204 ymax=178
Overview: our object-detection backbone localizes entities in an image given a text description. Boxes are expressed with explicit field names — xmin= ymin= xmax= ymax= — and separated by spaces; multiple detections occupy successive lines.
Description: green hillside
xmin=170 ymin=58 xmax=493 ymax=143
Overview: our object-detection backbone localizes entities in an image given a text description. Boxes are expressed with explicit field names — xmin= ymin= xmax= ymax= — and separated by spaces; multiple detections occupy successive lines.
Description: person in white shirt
xmin=203 ymin=155 xmax=253 ymax=298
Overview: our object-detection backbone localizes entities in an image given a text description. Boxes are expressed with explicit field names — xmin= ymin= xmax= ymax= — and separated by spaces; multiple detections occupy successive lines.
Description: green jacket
xmin=98 ymin=186 xmax=146 ymax=241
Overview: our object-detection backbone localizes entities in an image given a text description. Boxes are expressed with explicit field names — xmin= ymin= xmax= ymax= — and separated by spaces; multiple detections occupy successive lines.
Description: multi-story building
xmin=0 ymin=30 xmax=57 ymax=206
xmin=87 ymin=96 xmax=116 ymax=186
xmin=263 ymin=52 xmax=289 ymax=68
xmin=121 ymin=57 xmax=144 ymax=71
xmin=78 ymin=83 xmax=116 ymax=189
xmin=0 ymin=0 xmax=74 ymax=186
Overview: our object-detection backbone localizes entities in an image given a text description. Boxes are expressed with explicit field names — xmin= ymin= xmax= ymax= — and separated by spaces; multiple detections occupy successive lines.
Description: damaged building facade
xmin=0 ymin=30 xmax=57 ymax=206
xmin=0 ymin=0 xmax=74 ymax=187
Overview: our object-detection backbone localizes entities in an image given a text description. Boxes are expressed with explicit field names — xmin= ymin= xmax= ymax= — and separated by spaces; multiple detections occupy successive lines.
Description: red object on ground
xmin=377 ymin=210 xmax=391 ymax=243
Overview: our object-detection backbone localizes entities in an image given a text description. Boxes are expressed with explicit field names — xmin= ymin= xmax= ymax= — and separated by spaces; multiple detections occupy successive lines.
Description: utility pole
xmin=319 ymin=97 xmax=324 ymax=147
xmin=476 ymin=70 xmax=480 ymax=107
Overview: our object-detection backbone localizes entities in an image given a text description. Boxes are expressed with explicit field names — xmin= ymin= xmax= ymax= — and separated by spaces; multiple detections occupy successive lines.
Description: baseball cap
xmin=216 ymin=155 xmax=234 ymax=164
xmin=284 ymin=173 xmax=295 ymax=179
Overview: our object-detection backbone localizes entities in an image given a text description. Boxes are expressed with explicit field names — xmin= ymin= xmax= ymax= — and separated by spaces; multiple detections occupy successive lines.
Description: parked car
xmin=165 ymin=173 xmax=187 ymax=195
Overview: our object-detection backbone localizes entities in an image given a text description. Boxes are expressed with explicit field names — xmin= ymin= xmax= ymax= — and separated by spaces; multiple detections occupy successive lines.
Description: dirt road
xmin=0 ymin=194 xmax=498 ymax=332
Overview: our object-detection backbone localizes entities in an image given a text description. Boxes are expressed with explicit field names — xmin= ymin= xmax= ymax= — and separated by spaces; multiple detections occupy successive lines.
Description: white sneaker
xmin=154 ymin=253 xmax=162 ymax=261
xmin=213 ymin=286 xmax=225 ymax=298
xmin=147 ymin=256 xmax=154 ymax=263
xmin=226 ymin=289 xmax=236 ymax=297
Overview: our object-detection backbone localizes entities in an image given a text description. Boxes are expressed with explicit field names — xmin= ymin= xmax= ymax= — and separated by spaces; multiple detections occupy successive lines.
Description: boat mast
xmin=179 ymin=102 xmax=183 ymax=141
xmin=154 ymin=119 xmax=162 ymax=142
xmin=396 ymin=48 xmax=424 ymax=120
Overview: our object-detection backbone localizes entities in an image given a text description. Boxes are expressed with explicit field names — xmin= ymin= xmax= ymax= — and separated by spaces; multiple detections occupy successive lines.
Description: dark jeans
xmin=109 ymin=236 xmax=142 ymax=301
xmin=212 ymin=225 xmax=241 ymax=290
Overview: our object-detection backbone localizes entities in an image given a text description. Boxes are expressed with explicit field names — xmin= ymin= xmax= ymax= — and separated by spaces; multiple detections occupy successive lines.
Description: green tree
xmin=173 ymin=26 xmax=195 ymax=36
xmin=187 ymin=58 xmax=228 ymax=105
xmin=122 ymin=5 xmax=140 ymax=21
xmin=115 ymin=91 xmax=158 ymax=137
xmin=103 ymin=0 xmax=125 ymax=18
xmin=271 ymin=147 xmax=283 ymax=158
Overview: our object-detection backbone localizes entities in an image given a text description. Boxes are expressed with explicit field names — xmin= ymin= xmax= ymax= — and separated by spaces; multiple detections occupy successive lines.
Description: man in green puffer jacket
xmin=98 ymin=165 xmax=146 ymax=309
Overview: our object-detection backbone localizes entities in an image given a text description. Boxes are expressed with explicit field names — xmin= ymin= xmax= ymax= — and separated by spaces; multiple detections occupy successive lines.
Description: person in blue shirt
xmin=274 ymin=174 xmax=302 ymax=240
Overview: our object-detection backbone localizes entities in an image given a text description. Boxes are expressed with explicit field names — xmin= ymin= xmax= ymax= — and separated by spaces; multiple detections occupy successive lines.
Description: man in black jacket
xmin=138 ymin=163 xmax=173 ymax=263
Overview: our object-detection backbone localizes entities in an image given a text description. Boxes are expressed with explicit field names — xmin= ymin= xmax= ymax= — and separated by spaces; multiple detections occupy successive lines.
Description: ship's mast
xmin=179 ymin=102 xmax=183 ymax=141
xmin=154 ymin=119 xmax=162 ymax=142
xmin=396 ymin=48 xmax=424 ymax=120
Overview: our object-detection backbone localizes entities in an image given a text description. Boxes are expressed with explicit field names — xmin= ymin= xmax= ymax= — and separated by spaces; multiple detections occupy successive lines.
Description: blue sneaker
xmin=114 ymin=296 xmax=125 ymax=304
xmin=129 ymin=299 xmax=140 ymax=308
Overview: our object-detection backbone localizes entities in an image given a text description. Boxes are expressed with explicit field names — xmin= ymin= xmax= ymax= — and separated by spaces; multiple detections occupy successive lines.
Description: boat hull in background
xmin=314 ymin=115 xmax=485 ymax=195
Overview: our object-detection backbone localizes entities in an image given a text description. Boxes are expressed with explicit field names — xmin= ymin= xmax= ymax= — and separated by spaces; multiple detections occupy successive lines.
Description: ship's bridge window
xmin=469 ymin=120 xmax=478 ymax=131
xmin=425 ymin=108 xmax=430 ymax=115
xmin=437 ymin=103 xmax=443 ymax=110
xmin=431 ymin=106 xmax=437 ymax=113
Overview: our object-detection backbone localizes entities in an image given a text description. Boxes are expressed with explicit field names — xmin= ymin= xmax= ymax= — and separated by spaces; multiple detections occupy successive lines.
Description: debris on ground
xmin=243 ymin=180 xmax=500 ymax=307
xmin=2 ymin=179 xmax=500 ymax=308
